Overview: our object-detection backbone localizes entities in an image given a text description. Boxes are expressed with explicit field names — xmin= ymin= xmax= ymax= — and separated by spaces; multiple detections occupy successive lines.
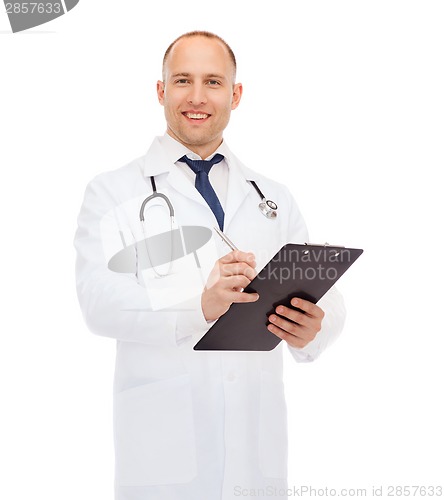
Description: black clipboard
xmin=194 ymin=243 xmax=363 ymax=351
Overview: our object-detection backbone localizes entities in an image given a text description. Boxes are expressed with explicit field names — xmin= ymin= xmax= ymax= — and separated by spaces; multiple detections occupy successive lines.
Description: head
xmin=157 ymin=31 xmax=243 ymax=159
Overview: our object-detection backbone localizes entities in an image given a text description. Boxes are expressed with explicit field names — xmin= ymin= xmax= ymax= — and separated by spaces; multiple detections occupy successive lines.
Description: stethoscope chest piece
xmin=249 ymin=180 xmax=278 ymax=219
xmin=259 ymin=199 xmax=278 ymax=219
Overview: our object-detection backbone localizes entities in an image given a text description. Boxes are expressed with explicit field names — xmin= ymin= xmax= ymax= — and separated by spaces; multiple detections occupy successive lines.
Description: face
xmin=157 ymin=36 xmax=242 ymax=159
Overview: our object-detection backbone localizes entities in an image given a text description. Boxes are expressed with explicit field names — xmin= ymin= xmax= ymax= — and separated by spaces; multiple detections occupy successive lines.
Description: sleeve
xmin=74 ymin=175 xmax=210 ymax=347
xmin=282 ymin=187 xmax=347 ymax=362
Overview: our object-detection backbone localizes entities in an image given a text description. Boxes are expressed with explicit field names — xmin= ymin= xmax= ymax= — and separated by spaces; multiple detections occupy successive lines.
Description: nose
xmin=187 ymin=82 xmax=207 ymax=105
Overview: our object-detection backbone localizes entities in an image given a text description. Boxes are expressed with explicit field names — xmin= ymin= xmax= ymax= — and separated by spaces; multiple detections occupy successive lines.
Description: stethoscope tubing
xmin=139 ymin=176 xmax=278 ymax=222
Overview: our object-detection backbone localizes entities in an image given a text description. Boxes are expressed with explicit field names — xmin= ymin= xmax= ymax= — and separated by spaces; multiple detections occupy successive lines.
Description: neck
xmin=166 ymin=129 xmax=223 ymax=159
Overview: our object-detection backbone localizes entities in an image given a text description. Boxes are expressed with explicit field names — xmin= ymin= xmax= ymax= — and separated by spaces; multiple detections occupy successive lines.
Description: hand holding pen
xmin=200 ymin=229 xmax=260 ymax=322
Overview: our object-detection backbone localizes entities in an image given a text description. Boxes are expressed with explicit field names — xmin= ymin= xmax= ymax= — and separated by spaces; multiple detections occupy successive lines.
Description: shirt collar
xmin=159 ymin=132 xmax=231 ymax=164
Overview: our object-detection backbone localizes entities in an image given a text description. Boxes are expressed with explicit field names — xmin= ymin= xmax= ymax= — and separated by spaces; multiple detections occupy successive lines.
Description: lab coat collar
xmin=142 ymin=135 xmax=261 ymax=181
xmin=142 ymin=136 xmax=262 ymax=229
xmin=142 ymin=136 xmax=174 ymax=177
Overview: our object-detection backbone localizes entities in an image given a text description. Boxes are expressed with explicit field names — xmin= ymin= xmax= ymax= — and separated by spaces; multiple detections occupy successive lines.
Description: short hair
xmin=162 ymin=31 xmax=237 ymax=82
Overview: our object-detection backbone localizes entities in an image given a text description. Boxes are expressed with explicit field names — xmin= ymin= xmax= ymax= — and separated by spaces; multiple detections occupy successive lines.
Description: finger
xmin=267 ymin=323 xmax=308 ymax=349
xmin=223 ymin=275 xmax=251 ymax=291
xmin=268 ymin=313 xmax=318 ymax=343
xmin=274 ymin=305 xmax=310 ymax=328
xmin=219 ymin=250 xmax=256 ymax=269
xmin=231 ymin=290 xmax=260 ymax=303
xmin=289 ymin=297 xmax=325 ymax=319
xmin=219 ymin=262 xmax=257 ymax=280
xmin=268 ymin=313 xmax=304 ymax=338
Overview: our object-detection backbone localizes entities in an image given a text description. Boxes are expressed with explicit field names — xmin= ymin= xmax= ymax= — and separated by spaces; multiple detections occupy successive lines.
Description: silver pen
xmin=213 ymin=226 xmax=239 ymax=251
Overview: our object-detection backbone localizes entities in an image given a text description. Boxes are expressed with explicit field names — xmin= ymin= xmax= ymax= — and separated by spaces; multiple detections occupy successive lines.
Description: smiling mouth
xmin=183 ymin=112 xmax=210 ymax=120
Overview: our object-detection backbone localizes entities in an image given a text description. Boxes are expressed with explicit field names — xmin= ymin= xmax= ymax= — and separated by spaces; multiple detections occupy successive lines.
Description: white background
xmin=1 ymin=1 xmax=443 ymax=498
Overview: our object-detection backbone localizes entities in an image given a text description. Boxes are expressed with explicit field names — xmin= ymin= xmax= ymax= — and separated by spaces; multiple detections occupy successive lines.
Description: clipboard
xmin=194 ymin=243 xmax=363 ymax=351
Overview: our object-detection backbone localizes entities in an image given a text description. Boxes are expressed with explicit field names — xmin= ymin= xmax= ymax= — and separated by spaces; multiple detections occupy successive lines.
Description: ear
xmin=157 ymin=80 xmax=165 ymax=105
xmin=231 ymin=83 xmax=243 ymax=110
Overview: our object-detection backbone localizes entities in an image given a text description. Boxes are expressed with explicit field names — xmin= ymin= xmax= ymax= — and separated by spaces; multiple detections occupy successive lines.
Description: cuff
xmin=175 ymin=294 xmax=213 ymax=346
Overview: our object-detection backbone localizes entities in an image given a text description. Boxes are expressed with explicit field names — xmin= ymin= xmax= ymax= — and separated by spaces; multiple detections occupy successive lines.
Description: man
xmin=75 ymin=31 xmax=345 ymax=500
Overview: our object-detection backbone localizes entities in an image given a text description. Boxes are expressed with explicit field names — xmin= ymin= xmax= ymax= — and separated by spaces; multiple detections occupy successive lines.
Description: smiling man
xmin=157 ymin=34 xmax=242 ymax=160
xmin=75 ymin=31 xmax=346 ymax=500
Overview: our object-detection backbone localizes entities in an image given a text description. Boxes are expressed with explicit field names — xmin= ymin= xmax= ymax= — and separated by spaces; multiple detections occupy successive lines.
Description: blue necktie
xmin=179 ymin=154 xmax=225 ymax=230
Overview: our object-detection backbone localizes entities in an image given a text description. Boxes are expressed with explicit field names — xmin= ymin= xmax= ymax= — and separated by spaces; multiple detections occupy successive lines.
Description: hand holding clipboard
xmin=195 ymin=229 xmax=363 ymax=351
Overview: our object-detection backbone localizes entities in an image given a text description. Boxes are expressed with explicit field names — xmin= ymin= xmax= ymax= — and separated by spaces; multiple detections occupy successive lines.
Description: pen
xmin=213 ymin=226 xmax=239 ymax=251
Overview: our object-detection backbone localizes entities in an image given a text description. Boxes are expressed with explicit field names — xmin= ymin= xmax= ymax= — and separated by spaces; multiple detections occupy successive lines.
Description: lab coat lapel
xmin=165 ymin=166 xmax=208 ymax=209
xmin=143 ymin=137 xmax=208 ymax=209
xmin=223 ymin=157 xmax=252 ymax=231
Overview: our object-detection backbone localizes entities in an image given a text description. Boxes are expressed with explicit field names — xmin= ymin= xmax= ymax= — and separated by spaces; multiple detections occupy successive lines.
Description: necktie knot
xmin=179 ymin=154 xmax=224 ymax=175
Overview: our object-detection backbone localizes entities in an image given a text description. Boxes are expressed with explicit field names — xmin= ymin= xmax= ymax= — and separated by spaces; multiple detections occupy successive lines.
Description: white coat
xmin=74 ymin=137 xmax=346 ymax=500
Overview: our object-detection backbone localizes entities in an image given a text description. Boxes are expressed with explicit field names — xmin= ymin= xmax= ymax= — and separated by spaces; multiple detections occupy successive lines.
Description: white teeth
xmin=185 ymin=113 xmax=209 ymax=119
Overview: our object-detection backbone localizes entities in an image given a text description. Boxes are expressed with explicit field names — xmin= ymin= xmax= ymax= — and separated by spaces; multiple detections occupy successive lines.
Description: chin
xmin=182 ymin=133 xmax=213 ymax=147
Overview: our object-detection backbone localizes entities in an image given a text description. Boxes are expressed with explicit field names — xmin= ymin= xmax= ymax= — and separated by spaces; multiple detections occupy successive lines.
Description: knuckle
xmin=292 ymin=311 xmax=303 ymax=324
xmin=221 ymin=263 xmax=232 ymax=276
xmin=288 ymin=322 xmax=299 ymax=335
xmin=307 ymin=331 xmax=317 ymax=341
xmin=304 ymin=301 xmax=315 ymax=314
xmin=220 ymin=253 xmax=231 ymax=264
xmin=219 ymin=262 xmax=228 ymax=274
xmin=292 ymin=335 xmax=307 ymax=348
xmin=244 ymin=268 xmax=256 ymax=280
xmin=237 ymin=275 xmax=249 ymax=287
xmin=275 ymin=329 xmax=286 ymax=340
xmin=241 ymin=263 xmax=254 ymax=278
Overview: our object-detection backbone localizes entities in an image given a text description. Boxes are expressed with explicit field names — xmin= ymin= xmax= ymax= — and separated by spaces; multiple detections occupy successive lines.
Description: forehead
xmin=165 ymin=36 xmax=233 ymax=78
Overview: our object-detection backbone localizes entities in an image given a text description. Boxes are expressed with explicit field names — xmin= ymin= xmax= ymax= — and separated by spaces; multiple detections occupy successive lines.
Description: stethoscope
xmin=139 ymin=176 xmax=278 ymax=226
xmin=139 ymin=176 xmax=277 ymax=277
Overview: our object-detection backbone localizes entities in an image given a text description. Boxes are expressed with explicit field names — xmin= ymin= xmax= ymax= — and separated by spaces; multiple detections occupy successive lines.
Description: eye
xmin=175 ymin=79 xmax=190 ymax=85
xmin=207 ymin=80 xmax=221 ymax=86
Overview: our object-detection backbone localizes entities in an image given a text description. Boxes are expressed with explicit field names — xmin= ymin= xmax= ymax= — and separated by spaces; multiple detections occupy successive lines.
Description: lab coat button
xmin=226 ymin=372 xmax=236 ymax=382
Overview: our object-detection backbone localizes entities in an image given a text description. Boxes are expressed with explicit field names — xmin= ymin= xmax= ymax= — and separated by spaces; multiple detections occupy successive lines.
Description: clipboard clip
xmin=304 ymin=242 xmax=345 ymax=248
xmin=304 ymin=242 xmax=345 ymax=257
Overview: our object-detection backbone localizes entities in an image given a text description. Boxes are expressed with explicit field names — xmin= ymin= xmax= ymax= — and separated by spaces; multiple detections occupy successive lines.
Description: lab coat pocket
xmin=258 ymin=370 xmax=288 ymax=478
xmin=114 ymin=374 xmax=197 ymax=486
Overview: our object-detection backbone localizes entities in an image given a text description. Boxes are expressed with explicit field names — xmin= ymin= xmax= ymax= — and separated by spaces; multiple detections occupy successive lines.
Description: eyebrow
xmin=206 ymin=74 xmax=227 ymax=81
xmin=170 ymin=72 xmax=227 ymax=81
